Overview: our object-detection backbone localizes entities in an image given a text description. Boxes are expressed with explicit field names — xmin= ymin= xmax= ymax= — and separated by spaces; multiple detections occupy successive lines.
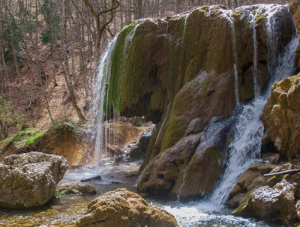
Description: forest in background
xmin=0 ymin=0 xmax=293 ymax=140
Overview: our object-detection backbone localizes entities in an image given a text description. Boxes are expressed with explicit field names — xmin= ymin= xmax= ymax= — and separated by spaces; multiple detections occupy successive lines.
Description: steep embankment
xmin=102 ymin=4 xmax=298 ymax=199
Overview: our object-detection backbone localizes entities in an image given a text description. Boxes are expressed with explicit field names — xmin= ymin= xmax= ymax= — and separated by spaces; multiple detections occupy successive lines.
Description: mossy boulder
xmin=0 ymin=120 xmax=88 ymax=166
xmin=263 ymin=74 xmax=300 ymax=160
xmin=138 ymin=116 xmax=233 ymax=199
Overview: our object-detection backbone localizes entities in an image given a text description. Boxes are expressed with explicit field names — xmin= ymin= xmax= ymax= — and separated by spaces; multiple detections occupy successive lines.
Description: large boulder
xmin=233 ymin=180 xmax=297 ymax=225
xmin=76 ymin=188 xmax=179 ymax=227
xmin=0 ymin=151 xmax=68 ymax=209
xmin=263 ymin=74 xmax=300 ymax=160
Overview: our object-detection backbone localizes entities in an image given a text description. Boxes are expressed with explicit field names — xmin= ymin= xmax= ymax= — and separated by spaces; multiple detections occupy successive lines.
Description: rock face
xmin=263 ymin=74 xmax=300 ymax=160
xmin=76 ymin=188 xmax=179 ymax=227
xmin=104 ymin=5 xmax=297 ymax=198
xmin=234 ymin=180 xmax=297 ymax=225
xmin=291 ymin=0 xmax=300 ymax=39
xmin=231 ymin=161 xmax=300 ymax=225
xmin=227 ymin=163 xmax=275 ymax=207
xmin=129 ymin=131 xmax=151 ymax=161
xmin=57 ymin=182 xmax=97 ymax=195
xmin=0 ymin=151 xmax=68 ymax=209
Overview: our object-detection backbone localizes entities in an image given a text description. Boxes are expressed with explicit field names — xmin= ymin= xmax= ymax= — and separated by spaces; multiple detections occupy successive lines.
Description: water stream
xmin=210 ymin=5 xmax=299 ymax=205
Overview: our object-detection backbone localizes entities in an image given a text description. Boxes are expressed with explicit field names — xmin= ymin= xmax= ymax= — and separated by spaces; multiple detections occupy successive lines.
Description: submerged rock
xmin=76 ymin=188 xmax=179 ymax=227
xmin=263 ymin=74 xmax=300 ymax=160
xmin=57 ymin=182 xmax=97 ymax=195
xmin=0 ymin=151 xmax=68 ymax=209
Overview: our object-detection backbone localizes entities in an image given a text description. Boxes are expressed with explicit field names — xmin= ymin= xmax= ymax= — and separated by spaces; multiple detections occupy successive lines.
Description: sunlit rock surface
xmin=227 ymin=163 xmax=275 ymax=207
xmin=0 ymin=151 xmax=68 ymax=209
xmin=233 ymin=180 xmax=297 ymax=225
xmin=263 ymin=74 xmax=300 ymax=160
xmin=76 ymin=188 xmax=179 ymax=227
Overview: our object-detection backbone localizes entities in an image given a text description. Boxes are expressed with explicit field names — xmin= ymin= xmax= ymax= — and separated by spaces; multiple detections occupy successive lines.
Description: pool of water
xmin=0 ymin=167 xmax=276 ymax=227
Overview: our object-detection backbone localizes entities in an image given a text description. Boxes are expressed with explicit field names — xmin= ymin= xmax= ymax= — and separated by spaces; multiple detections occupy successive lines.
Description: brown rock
xmin=290 ymin=0 xmax=300 ymax=39
xmin=263 ymin=74 xmax=300 ymax=160
xmin=76 ymin=188 xmax=179 ymax=227
xmin=227 ymin=163 xmax=275 ymax=208
xmin=0 ymin=152 xmax=68 ymax=209
xmin=233 ymin=180 xmax=297 ymax=225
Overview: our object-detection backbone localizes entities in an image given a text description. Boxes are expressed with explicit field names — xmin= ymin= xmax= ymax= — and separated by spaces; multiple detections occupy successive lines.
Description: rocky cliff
xmin=103 ymin=5 xmax=297 ymax=199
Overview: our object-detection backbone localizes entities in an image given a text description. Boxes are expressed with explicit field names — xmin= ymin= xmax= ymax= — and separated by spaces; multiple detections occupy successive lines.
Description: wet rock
xmin=261 ymin=153 xmax=280 ymax=164
xmin=138 ymin=133 xmax=201 ymax=198
xmin=233 ymin=180 xmax=297 ymax=225
xmin=129 ymin=131 xmax=151 ymax=161
xmin=227 ymin=163 xmax=275 ymax=207
xmin=76 ymin=188 xmax=179 ymax=227
xmin=80 ymin=175 xmax=102 ymax=182
xmin=263 ymin=74 xmax=300 ymax=160
xmin=138 ymin=117 xmax=233 ymax=199
xmin=57 ymin=182 xmax=96 ymax=195
xmin=0 ymin=151 xmax=68 ymax=209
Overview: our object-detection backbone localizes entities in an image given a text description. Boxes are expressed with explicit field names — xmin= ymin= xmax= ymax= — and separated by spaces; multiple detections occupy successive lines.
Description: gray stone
xmin=0 ymin=151 xmax=68 ymax=209
xmin=57 ymin=182 xmax=96 ymax=195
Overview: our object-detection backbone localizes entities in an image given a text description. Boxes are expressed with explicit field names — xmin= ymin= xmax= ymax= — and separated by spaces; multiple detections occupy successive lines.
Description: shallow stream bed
xmin=0 ymin=166 xmax=277 ymax=227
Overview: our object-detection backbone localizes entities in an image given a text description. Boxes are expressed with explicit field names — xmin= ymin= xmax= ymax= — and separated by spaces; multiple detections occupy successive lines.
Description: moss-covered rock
xmin=104 ymin=4 xmax=297 ymax=199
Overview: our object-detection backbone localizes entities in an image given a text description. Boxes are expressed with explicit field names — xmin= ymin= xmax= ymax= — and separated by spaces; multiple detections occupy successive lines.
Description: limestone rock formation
xmin=76 ymin=188 xmax=179 ymax=227
xmin=104 ymin=5 xmax=297 ymax=198
xmin=57 ymin=182 xmax=97 ymax=195
xmin=231 ymin=161 xmax=300 ymax=225
xmin=227 ymin=163 xmax=275 ymax=207
xmin=233 ymin=180 xmax=297 ymax=225
xmin=263 ymin=74 xmax=300 ymax=160
xmin=290 ymin=0 xmax=300 ymax=40
xmin=0 ymin=151 xmax=68 ymax=209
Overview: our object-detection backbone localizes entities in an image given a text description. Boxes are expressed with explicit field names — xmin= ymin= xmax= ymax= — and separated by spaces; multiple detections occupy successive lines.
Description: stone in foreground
xmin=57 ymin=182 xmax=97 ymax=195
xmin=76 ymin=188 xmax=179 ymax=227
xmin=0 ymin=151 xmax=68 ymax=209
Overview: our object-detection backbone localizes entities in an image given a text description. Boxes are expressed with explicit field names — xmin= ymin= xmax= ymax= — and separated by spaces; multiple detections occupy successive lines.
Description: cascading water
xmin=221 ymin=9 xmax=240 ymax=104
xmin=91 ymin=36 xmax=118 ymax=167
xmin=210 ymin=5 xmax=299 ymax=205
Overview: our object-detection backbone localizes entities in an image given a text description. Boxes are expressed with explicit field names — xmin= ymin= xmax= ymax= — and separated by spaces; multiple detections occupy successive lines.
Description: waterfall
xmin=210 ymin=5 xmax=299 ymax=205
xmin=221 ymin=9 xmax=240 ymax=104
xmin=92 ymin=36 xmax=118 ymax=167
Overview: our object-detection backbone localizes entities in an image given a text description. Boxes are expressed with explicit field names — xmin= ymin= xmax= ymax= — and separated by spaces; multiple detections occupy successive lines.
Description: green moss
xmin=256 ymin=13 xmax=267 ymax=23
xmin=232 ymin=10 xmax=243 ymax=18
xmin=49 ymin=120 xmax=79 ymax=137
xmin=26 ymin=132 xmax=44 ymax=145
xmin=0 ymin=127 xmax=43 ymax=151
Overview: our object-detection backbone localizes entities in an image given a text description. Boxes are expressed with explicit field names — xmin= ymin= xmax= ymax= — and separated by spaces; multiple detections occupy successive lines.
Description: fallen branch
xmin=264 ymin=169 xmax=300 ymax=177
